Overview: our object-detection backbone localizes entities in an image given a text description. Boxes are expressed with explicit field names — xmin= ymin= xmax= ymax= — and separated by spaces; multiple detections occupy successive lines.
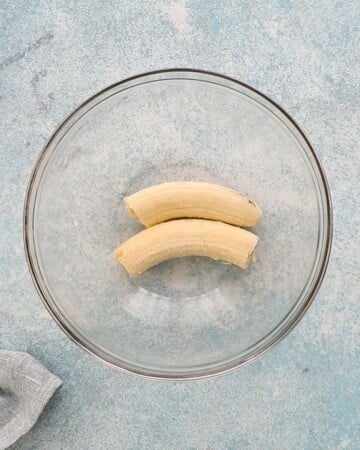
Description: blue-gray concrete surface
xmin=0 ymin=1 xmax=359 ymax=449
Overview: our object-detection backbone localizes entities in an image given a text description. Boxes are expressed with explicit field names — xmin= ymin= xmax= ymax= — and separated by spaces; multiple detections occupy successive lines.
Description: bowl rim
xmin=23 ymin=68 xmax=333 ymax=380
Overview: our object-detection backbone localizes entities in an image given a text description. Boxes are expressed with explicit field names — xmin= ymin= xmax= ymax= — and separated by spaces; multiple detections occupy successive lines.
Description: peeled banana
xmin=124 ymin=182 xmax=262 ymax=227
xmin=114 ymin=219 xmax=259 ymax=277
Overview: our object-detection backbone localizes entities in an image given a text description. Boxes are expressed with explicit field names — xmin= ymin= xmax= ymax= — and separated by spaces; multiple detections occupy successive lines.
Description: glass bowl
xmin=24 ymin=69 xmax=332 ymax=379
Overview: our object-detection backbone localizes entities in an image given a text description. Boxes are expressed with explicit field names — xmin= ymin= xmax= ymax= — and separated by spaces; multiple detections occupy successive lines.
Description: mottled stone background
xmin=0 ymin=1 xmax=359 ymax=449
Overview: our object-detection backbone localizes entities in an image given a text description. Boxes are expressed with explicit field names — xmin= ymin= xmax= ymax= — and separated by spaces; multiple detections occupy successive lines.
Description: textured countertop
xmin=1 ymin=1 xmax=359 ymax=449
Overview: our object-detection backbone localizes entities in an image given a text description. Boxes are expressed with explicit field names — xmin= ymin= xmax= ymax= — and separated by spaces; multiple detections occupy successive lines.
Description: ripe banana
xmin=124 ymin=182 xmax=262 ymax=227
xmin=114 ymin=219 xmax=259 ymax=277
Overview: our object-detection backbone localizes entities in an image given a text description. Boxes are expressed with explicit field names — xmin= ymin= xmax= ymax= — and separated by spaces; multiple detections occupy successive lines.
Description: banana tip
xmin=124 ymin=198 xmax=137 ymax=219
xmin=113 ymin=247 xmax=123 ymax=258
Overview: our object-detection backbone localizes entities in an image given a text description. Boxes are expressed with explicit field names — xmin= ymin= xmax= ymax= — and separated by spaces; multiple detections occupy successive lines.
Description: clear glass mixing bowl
xmin=24 ymin=70 xmax=332 ymax=379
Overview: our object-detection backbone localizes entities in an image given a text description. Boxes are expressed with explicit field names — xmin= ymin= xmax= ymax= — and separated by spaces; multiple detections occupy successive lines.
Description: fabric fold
xmin=0 ymin=351 xmax=62 ymax=449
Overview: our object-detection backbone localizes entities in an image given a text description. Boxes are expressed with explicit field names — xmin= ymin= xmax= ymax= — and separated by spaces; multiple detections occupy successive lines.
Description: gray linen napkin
xmin=0 ymin=351 xmax=62 ymax=449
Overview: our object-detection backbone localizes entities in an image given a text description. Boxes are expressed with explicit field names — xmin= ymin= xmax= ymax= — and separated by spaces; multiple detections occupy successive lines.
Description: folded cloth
xmin=0 ymin=351 xmax=62 ymax=449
